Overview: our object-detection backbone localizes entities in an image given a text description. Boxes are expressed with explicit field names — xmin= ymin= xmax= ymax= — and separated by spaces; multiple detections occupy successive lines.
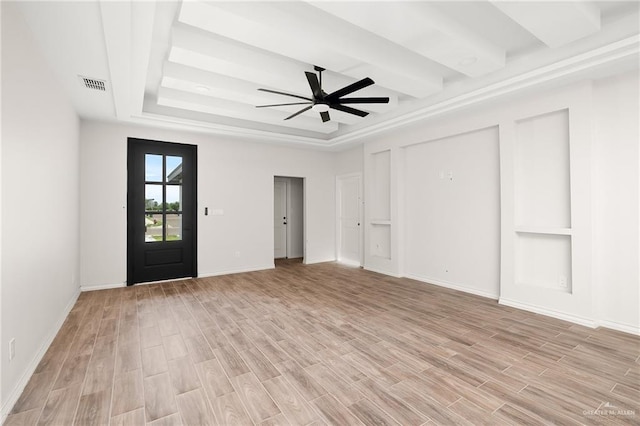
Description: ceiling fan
xmin=256 ymin=66 xmax=389 ymax=123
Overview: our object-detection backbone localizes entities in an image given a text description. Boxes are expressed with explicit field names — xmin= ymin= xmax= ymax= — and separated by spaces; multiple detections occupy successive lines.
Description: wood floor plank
xmin=111 ymin=369 xmax=145 ymax=417
xmin=161 ymin=334 xmax=188 ymax=361
xmin=183 ymin=334 xmax=215 ymax=363
xmin=262 ymin=375 xmax=319 ymax=425
xmin=448 ymin=398 xmax=496 ymax=426
xmin=10 ymin=370 xmax=57 ymax=414
xmin=52 ymin=352 xmax=92 ymax=390
xmin=114 ymin=340 xmax=142 ymax=375
xmin=259 ymin=413 xmax=291 ymax=426
xmin=144 ymin=372 xmax=179 ymax=422
xmin=109 ymin=407 xmax=146 ymax=425
xmin=348 ymin=398 xmax=401 ymax=426
xmin=230 ymin=372 xmax=281 ymax=423
xmin=34 ymin=345 xmax=69 ymax=375
xmin=276 ymin=360 xmax=327 ymax=402
xmin=195 ymin=358 xmax=235 ymax=399
xmin=254 ymin=337 xmax=291 ymax=365
xmin=6 ymin=260 xmax=639 ymax=426
xmin=305 ymin=362 xmax=363 ymax=406
xmin=240 ymin=346 xmax=281 ymax=382
xmin=214 ymin=343 xmax=250 ymax=377
xmin=142 ymin=345 xmax=169 ymax=378
xmin=37 ymin=383 xmax=82 ymax=426
xmin=74 ymin=389 xmax=111 ymax=426
xmin=167 ymin=356 xmax=202 ymax=395
xmin=175 ymin=388 xmax=216 ymax=426
xmin=211 ymin=392 xmax=254 ymax=426
xmin=312 ymin=394 xmax=365 ymax=426
xmin=147 ymin=412 xmax=183 ymax=425
xmin=3 ymin=408 xmax=42 ymax=426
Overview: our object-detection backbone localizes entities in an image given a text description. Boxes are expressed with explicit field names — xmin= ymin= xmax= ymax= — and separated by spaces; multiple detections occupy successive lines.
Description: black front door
xmin=127 ymin=138 xmax=197 ymax=285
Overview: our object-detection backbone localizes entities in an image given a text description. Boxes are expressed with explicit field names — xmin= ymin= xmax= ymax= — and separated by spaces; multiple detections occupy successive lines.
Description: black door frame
xmin=127 ymin=138 xmax=197 ymax=285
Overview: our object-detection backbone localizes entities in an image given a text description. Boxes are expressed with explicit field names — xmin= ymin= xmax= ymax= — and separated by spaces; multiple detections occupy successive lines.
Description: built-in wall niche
xmin=370 ymin=224 xmax=391 ymax=259
xmin=514 ymin=109 xmax=573 ymax=293
xmin=369 ymin=150 xmax=391 ymax=259
xmin=370 ymin=150 xmax=390 ymax=221
xmin=515 ymin=109 xmax=571 ymax=230
xmin=516 ymin=233 xmax=572 ymax=293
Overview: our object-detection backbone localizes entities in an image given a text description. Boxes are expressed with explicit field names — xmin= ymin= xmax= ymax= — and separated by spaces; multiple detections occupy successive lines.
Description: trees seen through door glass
xmin=145 ymin=154 xmax=183 ymax=242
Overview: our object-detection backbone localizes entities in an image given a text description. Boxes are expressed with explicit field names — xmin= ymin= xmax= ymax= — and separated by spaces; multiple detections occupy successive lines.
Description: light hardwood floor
xmin=5 ymin=259 xmax=639 ymax=425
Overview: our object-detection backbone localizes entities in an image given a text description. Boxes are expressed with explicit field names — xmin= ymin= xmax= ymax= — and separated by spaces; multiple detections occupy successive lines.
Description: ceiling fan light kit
xmin=256 ymin=65 xmax=389 ymax=123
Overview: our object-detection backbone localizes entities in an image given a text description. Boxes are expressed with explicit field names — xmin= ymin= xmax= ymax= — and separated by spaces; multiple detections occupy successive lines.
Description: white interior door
xmin=337 ymin=174 xmax=362 ymax=266
xmin=274 ymin=179 xmax=287 ymax=259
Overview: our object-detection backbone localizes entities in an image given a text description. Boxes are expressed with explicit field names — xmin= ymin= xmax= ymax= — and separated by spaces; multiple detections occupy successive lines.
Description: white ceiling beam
xmin=169 ymin=26 xmax=396 ymax=104
xmin=307 ymin=1 xmax=505 ymax=78
xmin=167 ymin=48 xmax=393 ymax=117
xmin=99 ymin=0 xmax=131 ymax=119
xmin=130 ymin=1 xmax=156 ymax=117
xmin=177 ymin=1 xmax=442 ymax=98
xmin=161 ymin=63 xmax=366 ymax=125
xmin=158 ymin=87 xmax=340 ymax=134
xmin=490 ymin=1 xmax=601 ymax=48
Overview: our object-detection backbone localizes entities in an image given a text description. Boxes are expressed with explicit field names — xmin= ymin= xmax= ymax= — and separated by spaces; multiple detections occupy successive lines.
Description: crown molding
xmin=327 ymin=35 xmax=639 ymax=147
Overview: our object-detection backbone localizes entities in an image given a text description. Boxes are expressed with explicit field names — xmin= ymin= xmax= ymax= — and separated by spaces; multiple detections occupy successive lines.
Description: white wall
xmin=404 ymin=127 xmax=500 ymax=298
xmin=1 ymin=2 xmax=80 ymax=417
xmin=593 ymin=71 xmax=640 ymax=333
xmin=334 ymin=144 xmax=364 ymax=176
xmin=80 ymin=121 xmax=336 ymax=289
xmin=359 ymin=73 xmax=639 ymax=334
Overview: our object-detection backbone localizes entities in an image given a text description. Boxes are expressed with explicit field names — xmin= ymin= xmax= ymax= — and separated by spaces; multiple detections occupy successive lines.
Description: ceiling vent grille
xmin=79 ymin=76 xmax=107 ymax=91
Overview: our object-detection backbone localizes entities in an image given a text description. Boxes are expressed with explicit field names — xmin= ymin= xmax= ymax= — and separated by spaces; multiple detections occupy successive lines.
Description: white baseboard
xmin=596 ymin=319 xmax=640 ymax=336
xmin=198 ymin=264 xmax=275 ymax=278
xmin=81 ymin=282 xmax=125 ymax=291
xmin=303 ymin=257 xmax=336 ymax=265
xmin=363 ymin=265 xmax=402 ymax=278
xmin=336 ymin=259 xmax=361 ymax=268
xmin=405 ymin=273 xmax=499 ymax=300
xmin=1 ymin=287 xmax=81 ymax=423
xmin=499 ymin=297 xmax=598 ymax=329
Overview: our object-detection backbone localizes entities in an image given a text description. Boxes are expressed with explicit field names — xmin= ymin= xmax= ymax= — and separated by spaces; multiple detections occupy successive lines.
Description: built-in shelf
xmin=370 ymin=220 xmax=391 ymax=225
xmin=515 ymin=227 xmax=572 ymax=235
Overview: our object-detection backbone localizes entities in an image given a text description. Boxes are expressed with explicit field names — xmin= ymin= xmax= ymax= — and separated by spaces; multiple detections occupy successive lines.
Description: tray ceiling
xmin=16 ymin=1 xmax=640 ymax=149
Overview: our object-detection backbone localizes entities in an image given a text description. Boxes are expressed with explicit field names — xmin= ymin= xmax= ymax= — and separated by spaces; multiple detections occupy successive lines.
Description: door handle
xmin=283 ymin=222 xmax=287 ymax=225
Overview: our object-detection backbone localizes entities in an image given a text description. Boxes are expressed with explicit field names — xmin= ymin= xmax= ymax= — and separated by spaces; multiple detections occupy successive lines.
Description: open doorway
xmin=274 ymin=176 xmax=304 ymax=265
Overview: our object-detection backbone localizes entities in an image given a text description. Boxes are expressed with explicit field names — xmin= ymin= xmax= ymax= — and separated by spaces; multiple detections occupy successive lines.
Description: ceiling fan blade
xmin=329 ymin=104 xmax=369 ymax=117
xmin=258 ymin=88 xmax=312 ymax=102
xmin=305 ymin=72 xmax=322 ymax=99
xmin=335 ymin=97 xmax=389 ymax=104
xmin=326 ymin=77 xmax=374 ymax=101
xmin=256 ymin=102 xmax=312 ymax=108
xmin=284 ymin=105 xmax=312 ymax=120
xmin=320 ymin=111 xmax=330 ymax=122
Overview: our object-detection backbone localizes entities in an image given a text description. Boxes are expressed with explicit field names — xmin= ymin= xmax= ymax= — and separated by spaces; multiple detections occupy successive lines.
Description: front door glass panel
xmin=144 ymin=155 xmax=183 ymax=243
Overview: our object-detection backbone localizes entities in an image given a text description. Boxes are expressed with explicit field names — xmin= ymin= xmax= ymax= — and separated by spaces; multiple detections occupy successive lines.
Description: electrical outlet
xmin=9 ymin=338 xmax=15 ymax=361
xmin=234 ymin=251 xmax=240 ymax=258
xmin=559 ymin=275 xmax=568 ymax=288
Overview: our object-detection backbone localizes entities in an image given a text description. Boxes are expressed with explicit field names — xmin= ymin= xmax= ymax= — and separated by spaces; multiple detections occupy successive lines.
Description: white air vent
xmin=79 ymin=76 xmax=106 ymax=91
